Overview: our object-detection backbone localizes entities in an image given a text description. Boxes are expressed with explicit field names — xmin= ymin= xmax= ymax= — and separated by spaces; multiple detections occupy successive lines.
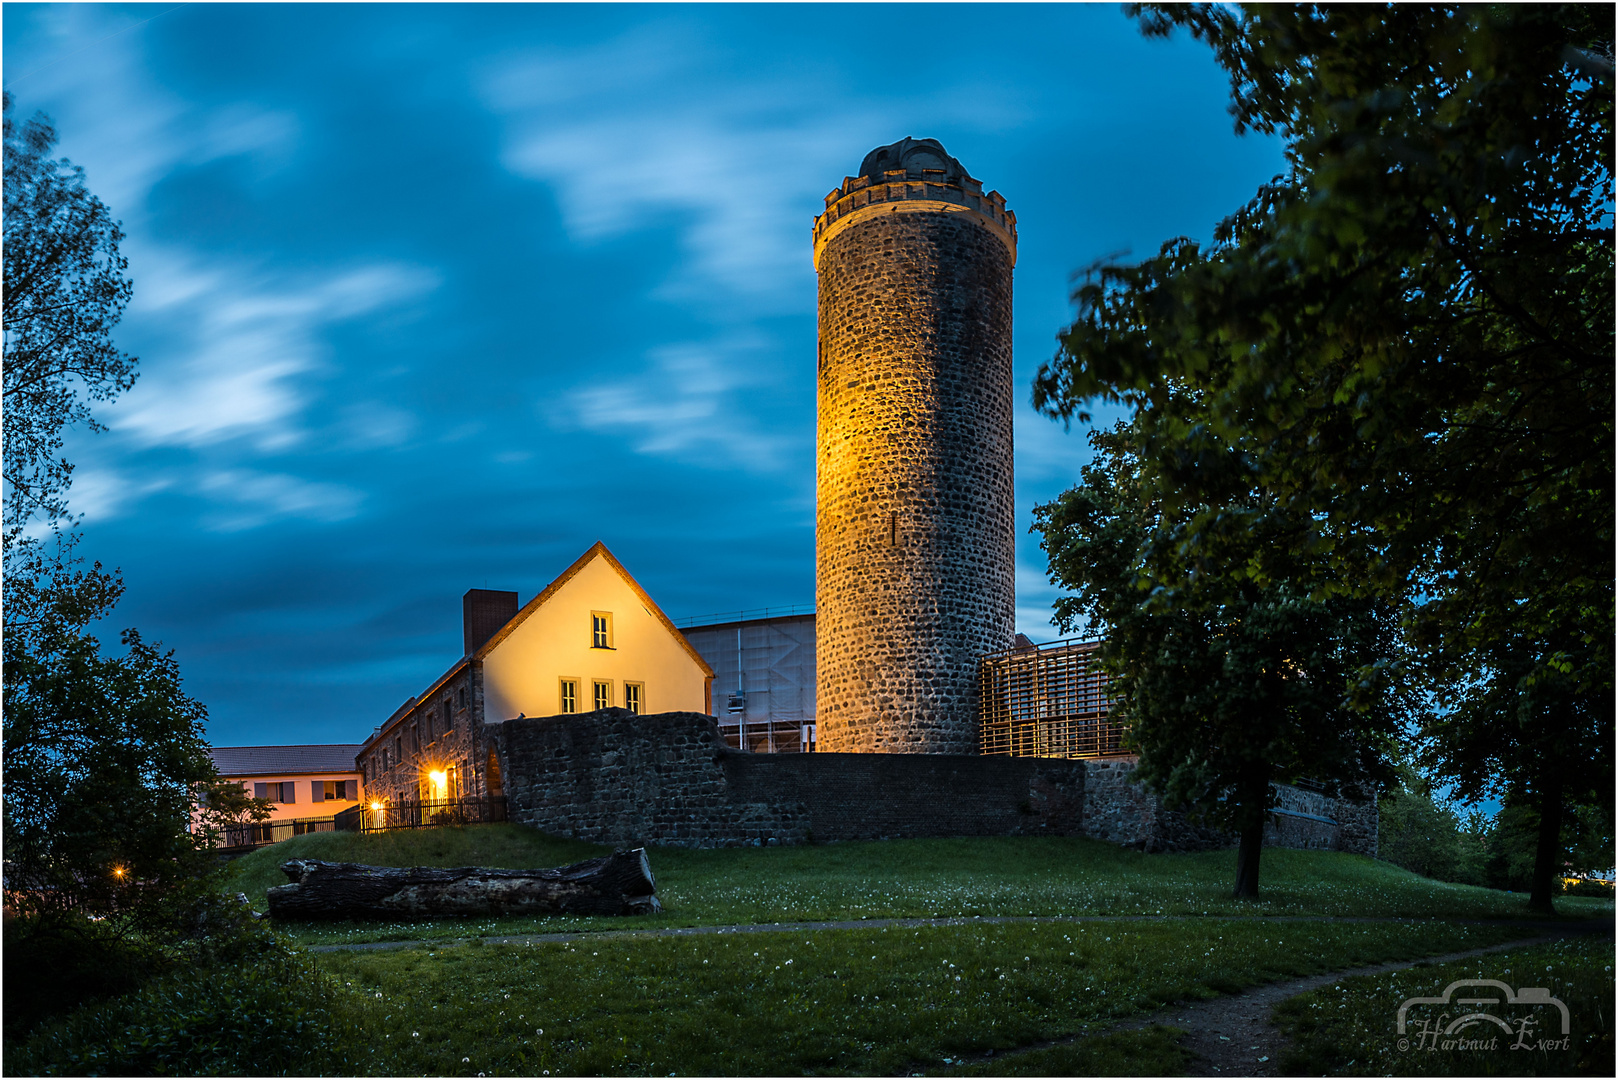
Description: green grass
xmin=226 ymin=825 xmax=1615 ymax=946
xmin=1274 ymin=934 xmax=1616 ymax=1075
xmin=313 ymin=916 xmax=1532 ymax=1076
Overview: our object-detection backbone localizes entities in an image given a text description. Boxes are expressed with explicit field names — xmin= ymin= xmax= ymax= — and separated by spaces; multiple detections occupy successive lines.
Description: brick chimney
xmin=463 ymin=589 xmax=519 ymax=655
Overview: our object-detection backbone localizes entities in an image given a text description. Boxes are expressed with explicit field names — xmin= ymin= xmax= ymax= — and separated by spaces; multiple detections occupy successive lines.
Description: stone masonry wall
xmin=490 ymin=710 xmax=806 ymax=848
xmin=815 ymin=175 xmax=1016 ymax=756
xmin=491 ymin=712 xmax=1377 ymax=856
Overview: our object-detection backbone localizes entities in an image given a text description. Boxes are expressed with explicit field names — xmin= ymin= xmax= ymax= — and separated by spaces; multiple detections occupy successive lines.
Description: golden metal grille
xmin=979 ymin=638 xmax=1124 ymax=758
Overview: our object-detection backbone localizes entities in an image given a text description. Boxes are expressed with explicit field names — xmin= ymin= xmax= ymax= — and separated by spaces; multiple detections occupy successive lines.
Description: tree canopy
xmin=2 ymin=94 xmax=252 ymax=943
xmin=1035 ymin=4 xmax=1612 ymax=908
xmin=1037 ymin=423 xmax=1405 ymax=896
xmin=2 ymin=90 xmax=137 ymax=538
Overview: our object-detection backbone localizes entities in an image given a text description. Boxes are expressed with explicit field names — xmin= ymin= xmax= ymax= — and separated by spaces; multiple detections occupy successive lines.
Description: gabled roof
xmin=474 ymin=541 xmax=716 ymax=678
xmin=211 ymin=744 xmax=363 ymax=777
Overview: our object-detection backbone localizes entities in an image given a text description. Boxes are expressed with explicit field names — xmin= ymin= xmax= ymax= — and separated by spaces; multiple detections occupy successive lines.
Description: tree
xmin=3 ymin=90 xmax=137 ymax=538
xmin=1036 ymin=424 xmax=1403 ymax=897
xmin=2 ymin=95 xmax=240 ymax=991
xmin=1035 ymin=4 xmax=1613 ymax=911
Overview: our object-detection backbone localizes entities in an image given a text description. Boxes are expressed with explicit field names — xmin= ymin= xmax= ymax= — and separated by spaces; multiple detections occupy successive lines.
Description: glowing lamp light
xmin=370 ymin=801 xmax=382 ymax=811
xmin=429 ymin=770 xmax=448 ymax=800
xmin=113 ymin=867 xmax=125 ymax=878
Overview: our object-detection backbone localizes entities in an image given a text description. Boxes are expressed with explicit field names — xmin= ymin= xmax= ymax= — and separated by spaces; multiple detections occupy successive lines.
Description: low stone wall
xmin=723 ymin=751 xmax=1087 ymax=842
xmin=489 ymin=710 xmax=1377 ymax=856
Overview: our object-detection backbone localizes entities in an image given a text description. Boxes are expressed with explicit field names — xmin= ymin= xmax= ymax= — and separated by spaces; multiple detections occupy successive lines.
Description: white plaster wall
xmin=482 ymin=555 xmax=709 ymax=722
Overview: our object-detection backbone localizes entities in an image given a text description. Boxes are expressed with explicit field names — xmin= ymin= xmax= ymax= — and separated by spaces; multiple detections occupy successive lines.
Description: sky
xmin=3 ymin=2 xmax=1286 ymax=748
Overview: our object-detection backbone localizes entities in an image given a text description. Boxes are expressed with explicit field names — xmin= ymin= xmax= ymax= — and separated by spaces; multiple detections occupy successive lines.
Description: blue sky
xmin=4 ymin=3 xmax=1285 ymax=748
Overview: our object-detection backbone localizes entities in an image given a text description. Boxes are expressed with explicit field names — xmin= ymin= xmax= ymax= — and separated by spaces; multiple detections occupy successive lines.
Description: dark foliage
xmin=1036 ymin=425 xmax=1405 ymax=897
xmin=1035 ymin=4 xmax=1613 ymax=911
xmin=7 ymin=930 xmax=374 ymax=1077
xmin=2 ymin=91 xmax=137 ymax=535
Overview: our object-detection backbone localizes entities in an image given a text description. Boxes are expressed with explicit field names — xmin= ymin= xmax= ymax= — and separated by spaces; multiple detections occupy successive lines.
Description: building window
xmin=560 ymin=679 xmax=578 ymax=714
xmin=593 ymin=680 xmax=612 ymax=711
xmin=312 ymin=780 xmax=356 ymax=802
xmin=624 ymin=682 xmax=643 ymax=715
xmin=381 ymin=748 xmax=390 ymax=771
xmin=591 ymin=611 xmax=613 ymax=649
xmin=444 ymin=700 xmax=454 ymax=730
xmin=254 ymin=781 xmax=296 ymax=803
xmin=457 ymin=687 xmax=466 ymax=708
xmin=394 ymin=736 xmax=403 ymax=766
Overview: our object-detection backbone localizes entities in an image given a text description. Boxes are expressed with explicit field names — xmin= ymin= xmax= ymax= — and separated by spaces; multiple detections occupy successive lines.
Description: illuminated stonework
xmin=813 ymin=137 xmax=1017 ymax=754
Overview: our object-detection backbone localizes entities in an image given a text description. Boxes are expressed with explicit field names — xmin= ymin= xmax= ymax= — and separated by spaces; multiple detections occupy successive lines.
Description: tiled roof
xmin=209 ymin=744 xmax=363 ymax=777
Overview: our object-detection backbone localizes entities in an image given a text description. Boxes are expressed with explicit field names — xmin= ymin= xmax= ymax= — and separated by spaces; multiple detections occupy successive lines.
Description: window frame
xmin=593 ymin=679 xmax=613 ymax=711
xmin=559 ymin=678 xmax=579 ymax=715
xmin=624 ymin=681 xmax=644 ymax=715
xmin=590 ymin=611 xmax=614 ymax=650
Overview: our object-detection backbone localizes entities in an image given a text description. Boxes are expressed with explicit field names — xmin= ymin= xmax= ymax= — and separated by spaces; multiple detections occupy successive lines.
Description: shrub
xmin=8 ymin=936 xmax=375 ymax=1076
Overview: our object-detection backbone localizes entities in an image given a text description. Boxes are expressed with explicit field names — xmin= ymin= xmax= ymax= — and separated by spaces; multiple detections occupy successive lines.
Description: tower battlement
xmin=812 ymin=136 xmax=1017 ymax=269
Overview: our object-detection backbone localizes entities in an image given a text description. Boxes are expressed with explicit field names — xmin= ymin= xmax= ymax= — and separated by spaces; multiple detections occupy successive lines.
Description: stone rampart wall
xmin=490 ymin=711 xmax=1377 ymax=856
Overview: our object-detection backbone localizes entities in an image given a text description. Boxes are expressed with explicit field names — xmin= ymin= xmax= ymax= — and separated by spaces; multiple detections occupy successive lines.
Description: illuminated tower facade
xmin=812 ymin=137 xmax=1017 ymax=754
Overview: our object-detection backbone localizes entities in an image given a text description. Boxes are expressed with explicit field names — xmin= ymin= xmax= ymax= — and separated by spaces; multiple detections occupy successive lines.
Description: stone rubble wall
xmin=815 ymin=206 xmax=1017 ymax=755
xmin=491 ymin=712 xmax=1378 ymax=856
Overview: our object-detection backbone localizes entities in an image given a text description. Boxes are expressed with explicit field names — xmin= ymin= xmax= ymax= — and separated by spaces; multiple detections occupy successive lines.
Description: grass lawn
xmin=313 ymin=916 xmax=1535 ymax=1076
xmin=1274 ymin=934 xmax=1615 ymax=1076
xmin=226 ymin=825 xmax=1615 ymax=946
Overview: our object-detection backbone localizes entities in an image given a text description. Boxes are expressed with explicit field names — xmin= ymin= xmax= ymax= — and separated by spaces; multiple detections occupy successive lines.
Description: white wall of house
xmin=481 ymin=553 xmax=711 ymax=722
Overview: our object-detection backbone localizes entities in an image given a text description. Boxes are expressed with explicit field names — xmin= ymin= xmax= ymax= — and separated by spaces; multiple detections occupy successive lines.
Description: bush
xmin=8 ymin=937 xmax=375 ymax=1077
xmin=2 ymin=915 xmax=163 ymax=1044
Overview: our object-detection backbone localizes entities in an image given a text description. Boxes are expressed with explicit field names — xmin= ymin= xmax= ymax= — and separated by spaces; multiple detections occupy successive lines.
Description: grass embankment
xmin=315 ymin=917 xmax=1532 ymax=1076
xmin=1274 ymin=934 xmax=1615 ymax=1076
xmin=227 ymin=825 xmax=1615 ymax=946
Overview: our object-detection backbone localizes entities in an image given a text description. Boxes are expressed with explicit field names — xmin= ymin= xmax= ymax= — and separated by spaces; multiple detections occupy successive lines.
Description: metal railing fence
xmin=332 ymin=796 xmax=507 ymax=834
xmin=210 ymin=815 xmax=336 ymax=851
xmin=979 ymin=638 xmax=1125 ymax=759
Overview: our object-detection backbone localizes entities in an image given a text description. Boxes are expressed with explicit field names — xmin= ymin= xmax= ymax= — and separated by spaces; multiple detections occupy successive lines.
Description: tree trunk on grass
xmin=266 ymin=848 xmax=660 ymax=920
xmin=1528 ymin=766 xmax=1565 ymax=915
xmin=1232 ymin=768 xmax=1270 ymax=900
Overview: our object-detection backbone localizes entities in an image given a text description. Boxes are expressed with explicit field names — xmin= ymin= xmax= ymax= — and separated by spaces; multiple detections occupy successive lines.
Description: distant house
xmin=358 ymin=542 xmax=716 ymax=807
xmin=205 ymin=744 xmax=366 ymax=846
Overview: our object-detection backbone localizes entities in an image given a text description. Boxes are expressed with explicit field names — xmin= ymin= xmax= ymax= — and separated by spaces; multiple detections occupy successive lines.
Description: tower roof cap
xmin=856 ymin=137 xmax=974 ymax=187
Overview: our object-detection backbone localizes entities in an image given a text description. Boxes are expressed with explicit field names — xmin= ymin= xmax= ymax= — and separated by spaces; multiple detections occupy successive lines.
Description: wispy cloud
xmin=479 ymin=27 xmax=895 ymax=302
xmin=196 ymin=469 xmax=363 ymax=532
xmin=562 ymin=339 xmax=797 ymax=471
xmin=111 ymin=260 xmax=440 ymax=451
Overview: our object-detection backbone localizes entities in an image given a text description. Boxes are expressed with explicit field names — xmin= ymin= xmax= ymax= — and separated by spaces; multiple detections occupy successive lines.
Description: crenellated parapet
xmin=811 ymin=137 xmax=1017 ymax=269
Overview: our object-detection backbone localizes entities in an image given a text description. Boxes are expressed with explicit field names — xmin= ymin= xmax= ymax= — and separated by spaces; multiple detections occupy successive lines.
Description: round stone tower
xmin=813 ymin=136 xmax=1017 ymax=755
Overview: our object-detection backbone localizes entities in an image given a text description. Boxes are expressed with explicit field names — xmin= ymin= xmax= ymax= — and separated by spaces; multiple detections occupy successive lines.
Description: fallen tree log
xmin=265 ymin=848 xmax=660 ymax=920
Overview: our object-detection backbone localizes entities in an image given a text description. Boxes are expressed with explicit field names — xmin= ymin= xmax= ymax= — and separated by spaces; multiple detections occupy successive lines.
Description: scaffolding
xmin=979 ymin=638 xmax=1125 ymax=758
xmin=681 ymin=613 xmax=817 ymax=752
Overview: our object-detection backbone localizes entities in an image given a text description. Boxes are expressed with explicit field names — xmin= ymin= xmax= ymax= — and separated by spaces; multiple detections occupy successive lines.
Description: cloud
xmin=63 ymin=465 xmax=173 ymax=524
xmin=479 ymin=30 xmax=895 ymax=302
xmin=561 ymin=339 xmax=796 ymax=471
xmin=1015 ymin=559 xmax=1070 ymax=641
xmin=110 ymin=260 xmax=440 ymax=450
xmin=196 ymin=469 xmax=363 ymax=532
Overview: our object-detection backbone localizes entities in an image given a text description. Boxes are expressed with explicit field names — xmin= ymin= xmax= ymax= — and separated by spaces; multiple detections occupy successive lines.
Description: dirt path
xmin=975 ymin=920 xmax=1613 ymax=1077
